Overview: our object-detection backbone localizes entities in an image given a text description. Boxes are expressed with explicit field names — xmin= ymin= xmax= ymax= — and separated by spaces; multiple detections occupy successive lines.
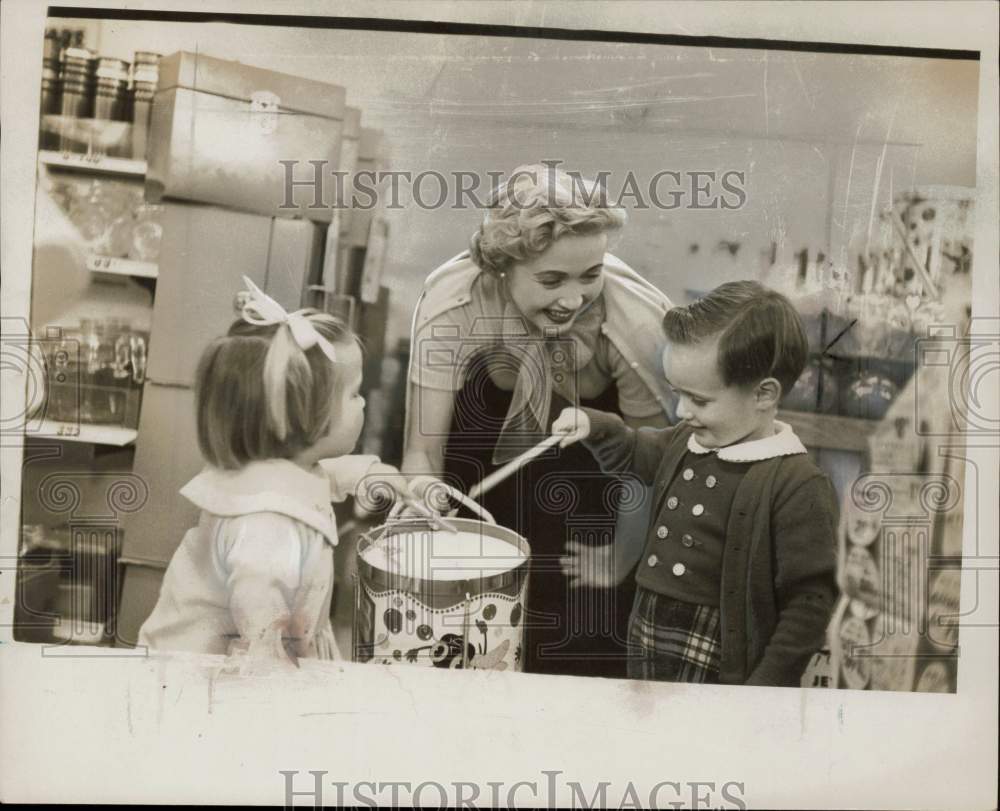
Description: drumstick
xmin=441 ymin=486 xmax=496 ymax=525
xmin=469 ymin=433 xmax=564 ymax=501
xmin=402 ymin=496 xmax=460 ymax=534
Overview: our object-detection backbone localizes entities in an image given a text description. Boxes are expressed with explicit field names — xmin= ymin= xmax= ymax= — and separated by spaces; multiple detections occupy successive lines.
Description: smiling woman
xmin=401 ymin=164 xmax=677 ymax=678
xmin=500 ymin=234 xmax=607 ymax=329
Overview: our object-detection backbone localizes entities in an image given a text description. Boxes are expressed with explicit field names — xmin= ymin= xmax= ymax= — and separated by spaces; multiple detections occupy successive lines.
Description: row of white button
xmin=681 ymin=467 xmax=718 ymax=488
xmin=655 ymin=525 xmax=697 ymax=547
xmin=666 ymin=498 xmax=706 ymax=516
xmin=647 ymin=553 xmax=687 ymax=576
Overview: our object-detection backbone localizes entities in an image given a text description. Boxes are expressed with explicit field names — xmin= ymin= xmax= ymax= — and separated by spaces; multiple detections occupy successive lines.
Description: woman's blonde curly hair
xmin=469 ymin=164 xmax=626 ymax=275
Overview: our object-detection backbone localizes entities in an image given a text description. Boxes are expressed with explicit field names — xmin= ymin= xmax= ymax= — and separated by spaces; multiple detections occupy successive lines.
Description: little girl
xmin=138 ymin=277 xmax=413 ymax=667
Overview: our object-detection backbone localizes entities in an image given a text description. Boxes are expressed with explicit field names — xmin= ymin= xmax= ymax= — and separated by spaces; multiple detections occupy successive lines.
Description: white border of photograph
xmin=1 ymin=2 xmax=996 ymax=808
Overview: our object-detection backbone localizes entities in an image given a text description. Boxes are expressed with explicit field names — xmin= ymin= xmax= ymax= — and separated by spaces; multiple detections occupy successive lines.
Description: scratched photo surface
xmin=14 ymin=10 xmax=980 ymax=698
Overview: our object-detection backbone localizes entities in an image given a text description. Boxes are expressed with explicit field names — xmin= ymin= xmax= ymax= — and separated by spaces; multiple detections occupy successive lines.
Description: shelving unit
xmin=17 ymin=149 xmax=155 ymax=649
xmin=30 ymin=419 xmax=138 ymax=446
xmin=86 ymin=253 xmax=158 ymax=279
xmin=38 ymin=149 xmax=146 ymax=178
xmin=40 ymin=152 xmax=160 ymax=280
xmin=25 ymin=149 xmax=152 ymax=447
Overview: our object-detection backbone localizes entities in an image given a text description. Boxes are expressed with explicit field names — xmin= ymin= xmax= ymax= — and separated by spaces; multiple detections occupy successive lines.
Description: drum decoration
xmin=354 ymin=516 xmax=530 ymax=671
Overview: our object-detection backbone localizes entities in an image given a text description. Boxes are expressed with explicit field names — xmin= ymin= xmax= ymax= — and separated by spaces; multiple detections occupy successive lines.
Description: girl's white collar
xmin=180 ymin=459 xmax=338 ymax=544
xmin=687 ymin=420 xmax=807 ymax=462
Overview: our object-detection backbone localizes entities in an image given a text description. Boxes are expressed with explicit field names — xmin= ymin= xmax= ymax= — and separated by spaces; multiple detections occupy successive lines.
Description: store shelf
xmin=86 ymin=254 xmax=158 ymax=279
xmin=778 ymin=410 xmax=878 ymax=453
xmin=30 ymin=419 xmax=137 ymax=446
xmin=38 ymin=150 xmax=146 ymax=178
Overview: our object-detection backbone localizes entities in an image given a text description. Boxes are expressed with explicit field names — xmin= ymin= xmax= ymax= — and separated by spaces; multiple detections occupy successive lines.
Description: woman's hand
xmin=551 ymin=407 xmax=591 ymax=448
xmin=559 ymin=541 xmax=621 ymax=588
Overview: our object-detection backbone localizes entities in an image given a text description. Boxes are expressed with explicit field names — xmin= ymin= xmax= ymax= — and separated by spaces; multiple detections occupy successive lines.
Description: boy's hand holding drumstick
xmin=552 ymin=407 xmax=592 ymax=448
xmin=553 ymin=407 xmax=623 ymax=588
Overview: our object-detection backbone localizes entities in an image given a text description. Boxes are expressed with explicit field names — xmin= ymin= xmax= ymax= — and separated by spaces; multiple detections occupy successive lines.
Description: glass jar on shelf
xmin=130 ymin=331 xmax=148 ymax=385
xmin=78 ymin=318 xmax=103 ymax=423
xmin=68 ymin=182 xmax=108 ymax=244
xmin=129 ymin=203 xmax=163 ymax=262
xmin=99 ymin=212 xmax=135 ymax=258
xmin=85 ymin=318 xmax=131 ymax=424
xmin=43 ymin=328 xmax=82 ymax=423
xmin=95 ymin=183 xmax=131 ymax=229
xmin=107 ymin=318 xmax=134 ymax=424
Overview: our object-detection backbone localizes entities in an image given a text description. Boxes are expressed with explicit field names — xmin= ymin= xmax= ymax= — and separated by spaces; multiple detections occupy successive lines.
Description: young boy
xmin=553 ymin=281 xmax=838 ymax=687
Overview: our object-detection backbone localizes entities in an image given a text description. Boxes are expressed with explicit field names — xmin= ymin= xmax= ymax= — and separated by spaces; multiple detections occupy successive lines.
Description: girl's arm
xmin=320 ymin=456 xmax=423 ymax=512
xmin=318 ymin=455 xmax=380 ymax=502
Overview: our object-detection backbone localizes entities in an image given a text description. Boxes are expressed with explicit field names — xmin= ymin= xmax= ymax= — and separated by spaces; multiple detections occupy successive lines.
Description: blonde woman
xmin=402 ymin=165 xmax=676 ymax=678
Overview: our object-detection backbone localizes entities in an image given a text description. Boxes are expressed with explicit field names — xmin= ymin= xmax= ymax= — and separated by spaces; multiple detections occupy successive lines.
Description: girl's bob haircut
xmin=662 ymin=280 xmax=809 ymax=395
xmin=194 ymin=312 xmax=355 ymax=470
xmin=470 ymin=163 xmax=627 ymax=275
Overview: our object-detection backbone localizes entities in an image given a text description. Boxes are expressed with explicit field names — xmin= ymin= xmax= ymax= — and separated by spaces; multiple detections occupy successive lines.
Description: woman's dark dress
xmin=443 ymin=354 xmax=637 ymax=679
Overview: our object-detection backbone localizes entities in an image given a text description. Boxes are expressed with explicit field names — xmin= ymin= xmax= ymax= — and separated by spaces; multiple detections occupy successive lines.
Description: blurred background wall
xmin=89 ymin=20 xmax=978 ymax=344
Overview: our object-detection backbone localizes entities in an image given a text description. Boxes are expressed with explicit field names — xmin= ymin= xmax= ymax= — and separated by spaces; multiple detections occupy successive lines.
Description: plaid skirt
xmin=627 ymin=587 xmax=722 ymax=683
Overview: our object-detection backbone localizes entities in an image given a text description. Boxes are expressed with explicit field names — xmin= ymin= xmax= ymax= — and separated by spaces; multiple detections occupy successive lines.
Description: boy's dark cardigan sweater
xmin=582 ymin=409 xmax=839 ymax=687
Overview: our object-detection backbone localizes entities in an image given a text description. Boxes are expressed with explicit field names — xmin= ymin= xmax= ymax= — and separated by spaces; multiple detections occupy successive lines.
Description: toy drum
xmin=354 ymin=516 xmax=530 ymax=671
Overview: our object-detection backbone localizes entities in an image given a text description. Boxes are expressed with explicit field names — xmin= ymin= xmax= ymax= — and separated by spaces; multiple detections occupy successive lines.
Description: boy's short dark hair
xmin=662 ymin=281 xmax=808 ymax=394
